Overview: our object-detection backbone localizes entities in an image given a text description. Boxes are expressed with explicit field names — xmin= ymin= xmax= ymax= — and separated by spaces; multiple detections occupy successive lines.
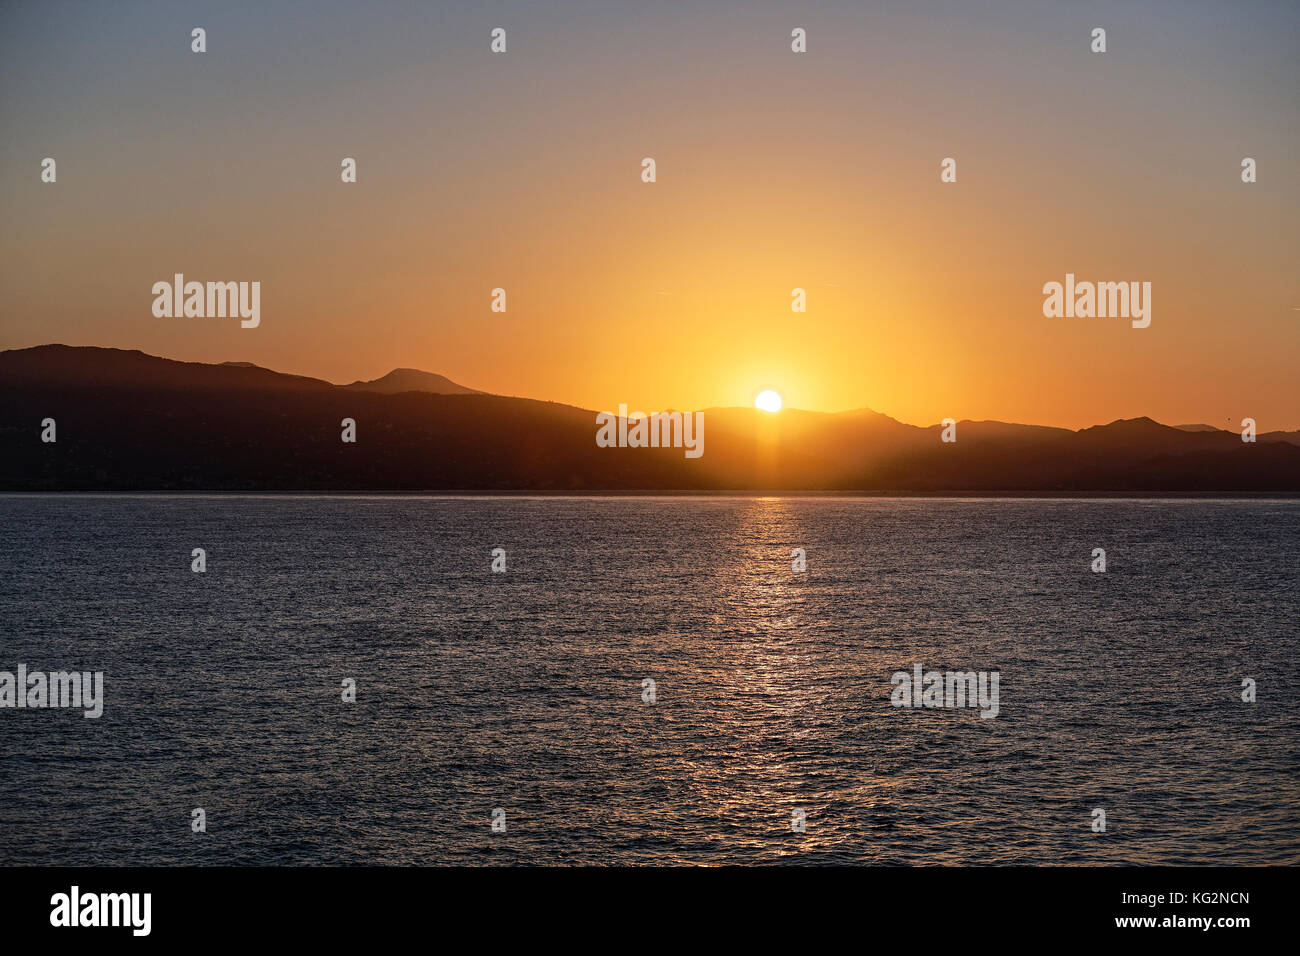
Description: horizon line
xmin=4 ymin=341 xmax=1297 ymax=434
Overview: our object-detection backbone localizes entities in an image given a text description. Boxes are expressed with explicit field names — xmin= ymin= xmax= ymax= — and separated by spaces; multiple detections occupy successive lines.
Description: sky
xmin=1 ymin=0 xmax=1297 ymax=429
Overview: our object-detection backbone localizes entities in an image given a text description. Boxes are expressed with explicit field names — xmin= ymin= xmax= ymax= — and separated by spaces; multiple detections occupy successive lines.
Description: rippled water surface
xmin=1 ymin=496 xmax=1296 ymax=865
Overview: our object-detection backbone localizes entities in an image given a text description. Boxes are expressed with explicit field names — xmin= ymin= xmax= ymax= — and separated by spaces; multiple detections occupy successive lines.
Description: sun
xmin=754 ymin=389 xmax=783 ymax=413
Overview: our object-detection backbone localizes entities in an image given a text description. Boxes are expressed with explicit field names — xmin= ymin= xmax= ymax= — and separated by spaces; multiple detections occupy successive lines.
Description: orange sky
xmin=2 ymin=1 xmax=1297 ymax=429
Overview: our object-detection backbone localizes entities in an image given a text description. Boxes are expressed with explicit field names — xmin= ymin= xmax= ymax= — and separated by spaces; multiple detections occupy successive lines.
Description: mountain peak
xmin=343 ymin=368 xmax=483 ymax=395
xmin=1086 ymin=416 xmax=1168 ymax=432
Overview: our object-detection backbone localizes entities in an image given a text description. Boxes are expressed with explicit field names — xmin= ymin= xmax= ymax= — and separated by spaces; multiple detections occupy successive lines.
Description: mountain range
xmin=1 ymin=344 xmax=1297 ymax=492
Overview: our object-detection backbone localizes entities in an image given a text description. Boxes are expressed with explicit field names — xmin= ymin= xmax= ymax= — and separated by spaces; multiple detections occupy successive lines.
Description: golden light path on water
xmin=684 ymin=497 xmax=909 ymax=861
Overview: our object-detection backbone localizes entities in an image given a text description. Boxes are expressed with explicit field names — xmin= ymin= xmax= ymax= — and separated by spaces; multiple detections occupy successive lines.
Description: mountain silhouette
xmin=344 ymin=368 xmax=483 ymax=395
xmin=1 ymin=345 xmax=1297 ymax=492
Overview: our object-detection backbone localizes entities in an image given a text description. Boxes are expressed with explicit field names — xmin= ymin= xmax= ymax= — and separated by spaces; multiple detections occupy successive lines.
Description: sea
xmin=1 ymin=495 xmax=1296 ymax=865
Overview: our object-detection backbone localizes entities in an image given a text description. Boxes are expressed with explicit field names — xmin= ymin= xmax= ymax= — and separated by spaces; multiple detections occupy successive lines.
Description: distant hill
xmin=1 ymin=345 xmax=1297 ymax=492
xmin=0 ymin=345 xmax=334 ymax=392
xmin=344 ymin=368 xmax=483 ymax=395
xmin=1262 ymin=429 xmax=1300 ymax=445
xmin=1173 ymin=421 xmax=1300 ymax=445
